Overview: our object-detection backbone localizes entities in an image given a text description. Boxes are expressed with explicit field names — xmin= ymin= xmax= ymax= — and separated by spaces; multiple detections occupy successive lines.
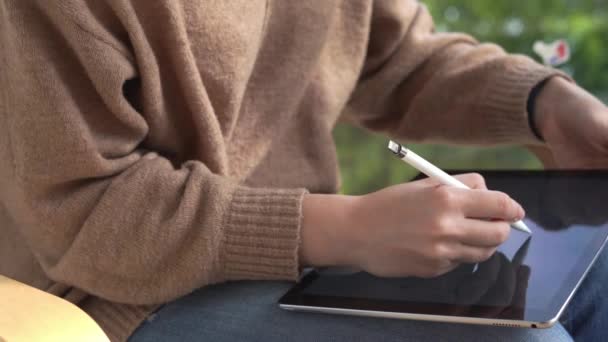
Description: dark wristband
xmin=526 ymin=78 xmax=552 ymax=141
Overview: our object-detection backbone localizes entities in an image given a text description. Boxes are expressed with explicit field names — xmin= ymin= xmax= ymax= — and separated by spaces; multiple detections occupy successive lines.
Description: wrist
xmin=299 ymin=193 xmax=360 ymax=268
xmin=527 ymin=78 xmax=552 ymax=141
xmin=534 ymin=77 xmax=570 ymax=142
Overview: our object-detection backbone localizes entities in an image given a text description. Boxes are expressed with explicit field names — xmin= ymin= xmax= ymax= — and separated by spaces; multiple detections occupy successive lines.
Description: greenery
xmin=335 ymin=0 xmax=608 ymax=195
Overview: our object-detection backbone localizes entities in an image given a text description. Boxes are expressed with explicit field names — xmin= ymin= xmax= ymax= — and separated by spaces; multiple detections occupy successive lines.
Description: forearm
xmin=15 ymin=152 xmax=306 ymax=305
xmin=3 ymin=1 xmax=308 ymax=304
xmin=346 ymin=1 xmax=563 ymax=145
xmin=535 ymin=77 xmax=605 ymax=141
xmin=527 ymin=76 xmax=608 ymax=169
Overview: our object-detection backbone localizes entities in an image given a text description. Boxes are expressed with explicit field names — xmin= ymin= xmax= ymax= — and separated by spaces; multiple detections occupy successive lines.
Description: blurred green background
xmin=335 ymin=0 xmax=608 ymax=195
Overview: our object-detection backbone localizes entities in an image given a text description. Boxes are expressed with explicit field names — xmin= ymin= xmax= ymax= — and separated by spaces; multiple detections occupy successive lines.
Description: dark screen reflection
xmin=309 ymin=247 xmax=529 ymax=319
xmin=486 ymin=171 xmax=608 ymax=230
xmin=303 ymin=171 xmax=608 ymax=319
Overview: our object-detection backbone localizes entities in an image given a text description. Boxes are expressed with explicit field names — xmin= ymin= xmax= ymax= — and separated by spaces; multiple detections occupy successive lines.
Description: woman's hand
xmin=299 ymin=173 xmax=525 ymax=278
xmin=531 ymin=77 xmax=608 ymax=168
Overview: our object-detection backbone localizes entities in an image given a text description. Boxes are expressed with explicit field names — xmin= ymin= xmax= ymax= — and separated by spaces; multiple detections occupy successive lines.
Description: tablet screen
xmin=280 ymin=171 xmax=608 ymax=324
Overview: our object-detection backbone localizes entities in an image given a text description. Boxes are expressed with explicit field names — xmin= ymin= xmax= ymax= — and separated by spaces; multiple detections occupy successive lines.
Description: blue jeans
xmin=130 ymin=248 xmax=608 ymax=342
xmin=559 ymin=244 xmax=608 ymax=341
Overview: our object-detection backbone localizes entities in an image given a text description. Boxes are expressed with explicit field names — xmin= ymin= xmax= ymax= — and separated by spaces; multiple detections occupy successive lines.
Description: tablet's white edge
xmin=279 ymin=303 xmax=544 ymax=328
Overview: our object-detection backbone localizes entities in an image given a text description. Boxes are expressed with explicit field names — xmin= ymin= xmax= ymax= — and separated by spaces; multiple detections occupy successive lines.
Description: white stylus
xmin=387 ymin=141 xmax=532 ymax=234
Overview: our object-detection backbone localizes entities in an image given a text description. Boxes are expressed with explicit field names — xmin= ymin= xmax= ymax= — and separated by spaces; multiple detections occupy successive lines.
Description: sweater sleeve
xmin=345 ymin=0 xmax=564 ymax=145
xmin=2 ymin=2 xmax=305 ymax=305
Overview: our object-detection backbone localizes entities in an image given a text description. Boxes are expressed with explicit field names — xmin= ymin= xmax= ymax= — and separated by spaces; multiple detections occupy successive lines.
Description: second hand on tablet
xmin=387 ymin=140 xmax=532 ymax=234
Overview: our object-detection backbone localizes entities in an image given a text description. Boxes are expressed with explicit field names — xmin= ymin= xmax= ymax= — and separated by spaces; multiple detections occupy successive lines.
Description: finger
xmin=452 ymin=173 xmax=487 ymax=190
xmin=419 ymin=173 xmax=487 ymax=189
xmin=415 ymin=257 xmax=460 ymax=279
xmin=450 ymin=243 xmax=497 ymax=264
xmin=455 ymin=219 xmax=511 ymax=247
xmin=432 ymin=262 xmax=460 ymax=278
xmin=459 ymin=189 xmax=525 ymax=221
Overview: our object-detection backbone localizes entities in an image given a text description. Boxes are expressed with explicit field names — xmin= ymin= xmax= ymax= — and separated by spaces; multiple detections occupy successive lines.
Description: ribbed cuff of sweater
xmin=477 ymin=61 xmax=569 ymax=145
xmin=81 ymin=297 xmax=159 ymax=342
xmin=222 ymin=187 xmax=308 ymax=282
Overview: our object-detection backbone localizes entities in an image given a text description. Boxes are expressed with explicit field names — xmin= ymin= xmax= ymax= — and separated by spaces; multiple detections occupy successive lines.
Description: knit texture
xmin=1 ymin=1 xmax=561 ymax=340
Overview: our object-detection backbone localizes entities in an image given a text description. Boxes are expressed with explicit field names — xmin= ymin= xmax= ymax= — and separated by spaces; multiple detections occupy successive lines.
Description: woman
xmin=1 ymin=1 xmax=607 ymax=341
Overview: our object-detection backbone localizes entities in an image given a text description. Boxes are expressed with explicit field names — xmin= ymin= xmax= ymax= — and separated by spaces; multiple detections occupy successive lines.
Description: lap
xmin=130 ymin=281 xmax=572 ymax=342
xmin=559 ymin=243 xmax=608 ymax=341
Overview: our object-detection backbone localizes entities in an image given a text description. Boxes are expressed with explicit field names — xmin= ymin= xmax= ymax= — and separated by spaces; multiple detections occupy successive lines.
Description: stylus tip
xmin=512 ymin=220 xmax=532 ymax=234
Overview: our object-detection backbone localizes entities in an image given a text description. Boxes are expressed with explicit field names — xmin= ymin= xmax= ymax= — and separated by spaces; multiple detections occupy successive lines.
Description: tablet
xmin=279 ymin=170 xmax=608 ymax=328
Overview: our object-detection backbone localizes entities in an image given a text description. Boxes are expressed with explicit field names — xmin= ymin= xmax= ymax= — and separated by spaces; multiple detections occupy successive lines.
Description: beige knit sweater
xmin=1 ymin=1 xmax=559 ymax=340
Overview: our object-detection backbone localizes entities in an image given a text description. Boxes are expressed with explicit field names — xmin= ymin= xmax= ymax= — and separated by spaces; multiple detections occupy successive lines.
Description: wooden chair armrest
xmin=0 ymin=275 xmax=109 ymax=342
